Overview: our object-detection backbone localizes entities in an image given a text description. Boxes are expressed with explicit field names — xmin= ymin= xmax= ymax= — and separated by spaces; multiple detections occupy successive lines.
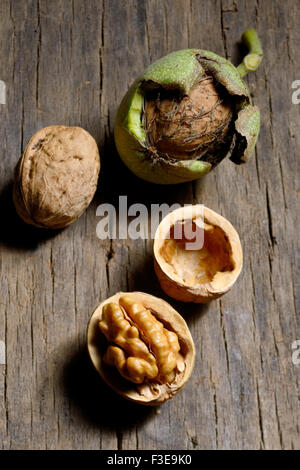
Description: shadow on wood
xmin=231 ymin=41 xmax=248 ymax=69
xmin=62 ymin=346 xmax=155 ymax=432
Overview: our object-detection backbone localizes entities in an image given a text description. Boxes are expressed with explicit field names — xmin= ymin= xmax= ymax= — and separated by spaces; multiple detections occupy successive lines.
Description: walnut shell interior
xmin=154 ymin=205 xmax=243 ymax=303
xmin=87 ymin=292 xmax=195 ymax=405
xmin=13 ymin=125 xmax=100 ymax=229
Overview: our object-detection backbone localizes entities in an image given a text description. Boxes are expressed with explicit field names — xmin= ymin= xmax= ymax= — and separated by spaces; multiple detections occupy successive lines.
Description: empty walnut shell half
xmin=13 ymin=125 xmax=100 ymax=229
xmin=86 ymin=292 xmax=195 ymax=405
xmin=154 ymin=205 xmax=243 ymax=303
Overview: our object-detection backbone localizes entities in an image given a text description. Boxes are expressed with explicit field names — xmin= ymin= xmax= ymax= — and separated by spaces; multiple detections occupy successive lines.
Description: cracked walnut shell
xmin=154 ymin=205 xmax=243 ymax=303
xmin=87 ymin=292 xmax=195 ymax=405
xmin=13 ymin=125 xmax=100 ymax=229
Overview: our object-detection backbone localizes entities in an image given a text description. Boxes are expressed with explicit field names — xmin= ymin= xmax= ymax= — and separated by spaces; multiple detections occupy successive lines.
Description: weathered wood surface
xmin=0 ymin=0 xmax=299 ymax=450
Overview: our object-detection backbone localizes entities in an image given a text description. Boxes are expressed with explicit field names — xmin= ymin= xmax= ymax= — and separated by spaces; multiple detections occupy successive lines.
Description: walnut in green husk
xmin=114 ymin=29 xmax=263 ymax=184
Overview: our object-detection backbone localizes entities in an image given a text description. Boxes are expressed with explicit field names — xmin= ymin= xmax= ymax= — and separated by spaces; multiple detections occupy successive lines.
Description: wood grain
xmin=0 ymin=0 xmax=299 ymax=450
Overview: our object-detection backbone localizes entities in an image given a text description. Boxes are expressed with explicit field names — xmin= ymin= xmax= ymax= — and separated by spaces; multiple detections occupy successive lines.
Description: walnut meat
xmin=87 ymin=292 xmax=195 ymax=405
xmin=13 ymin=125 xmax=100 ymax=229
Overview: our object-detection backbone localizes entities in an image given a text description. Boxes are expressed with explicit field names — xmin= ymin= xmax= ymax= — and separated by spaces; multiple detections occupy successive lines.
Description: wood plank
xmin=0 ymin=0 xmax=298 ymax=450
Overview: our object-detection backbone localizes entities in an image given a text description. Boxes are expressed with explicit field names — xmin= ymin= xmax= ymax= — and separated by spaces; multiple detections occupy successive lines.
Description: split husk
xmin=87 ymin=291 xmax=195 ymax=405
xmin=154 ymin=205 xmax=243 ymax=303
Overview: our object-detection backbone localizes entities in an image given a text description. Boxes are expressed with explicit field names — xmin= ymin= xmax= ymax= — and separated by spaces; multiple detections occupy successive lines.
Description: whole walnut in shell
xmin=87 ymin=292 xmax=195 ymax=405
xmin=13 ymin=125 xmax=100 ymax=229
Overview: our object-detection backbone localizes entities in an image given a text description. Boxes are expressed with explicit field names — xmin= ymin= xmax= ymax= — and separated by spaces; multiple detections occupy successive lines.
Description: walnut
xmin=87 ymin=292 xmax=195 ymax=405
xmin=13 ymin=125 xmax=100 ymax=229
xmin=154 ymin=205 xmax=243 ymax=303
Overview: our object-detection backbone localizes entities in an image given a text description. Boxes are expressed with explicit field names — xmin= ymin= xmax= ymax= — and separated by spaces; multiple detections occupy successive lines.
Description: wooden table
xmin=0 ymin=0 xmax=299 ymax=450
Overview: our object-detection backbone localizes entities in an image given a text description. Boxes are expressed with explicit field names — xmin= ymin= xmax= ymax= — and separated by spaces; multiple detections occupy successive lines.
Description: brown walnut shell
xmin=86 ymin=291 xmax=195 ymax=406
xmin=145 ymin=77 xmax=233 ymax=160
xmin=13 ymin=125 xmax=100 ymax=229
xmin=154 ymin=205 xmax=243 ymax=303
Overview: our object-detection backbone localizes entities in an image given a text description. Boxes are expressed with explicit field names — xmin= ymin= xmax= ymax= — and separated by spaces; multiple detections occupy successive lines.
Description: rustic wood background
xmin=0 ymin=0 xmax=299 ymax=450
